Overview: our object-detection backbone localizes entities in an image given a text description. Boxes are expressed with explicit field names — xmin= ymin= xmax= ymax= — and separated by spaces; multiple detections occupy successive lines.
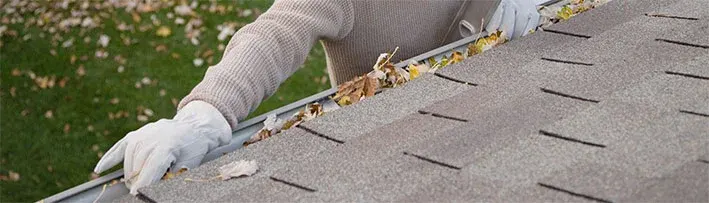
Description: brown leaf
xmin=155 ymin=44 xmax=167 ymax=52
xmin=44 ymin=110 xmax=54 ymax=119
xmin=9 ymin=87 xmax=16 ymax=97
xmin=363 ymin=76 xmax=379 ymax=97
xmin=8 ymin=171 xmax=20 ymax=181
xmin=76 ymin=65 xmax=86 ymax=76
xmin=58 ymin=77 xmax=68 ymax=88
xmin=63 ymin=123 xmax=70 ymax=133
xmin=11 ymin=68 xmax=21 ymax=76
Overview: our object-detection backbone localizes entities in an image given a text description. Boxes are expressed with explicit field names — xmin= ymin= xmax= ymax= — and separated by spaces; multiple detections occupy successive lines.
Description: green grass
xmin=0 ymin=1 xmax=329 ymax=201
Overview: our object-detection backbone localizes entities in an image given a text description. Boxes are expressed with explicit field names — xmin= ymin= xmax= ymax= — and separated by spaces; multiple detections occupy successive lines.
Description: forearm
xmin=179 ymin=0 xmax=354 ymax=129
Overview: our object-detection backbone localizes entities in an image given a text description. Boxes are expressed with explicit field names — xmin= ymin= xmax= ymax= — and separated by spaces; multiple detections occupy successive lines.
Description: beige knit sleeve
xmin=178 ymin=0 xmax=354 ymax=129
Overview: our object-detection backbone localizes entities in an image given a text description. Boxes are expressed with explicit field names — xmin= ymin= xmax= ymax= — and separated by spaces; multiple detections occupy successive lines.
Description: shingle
xmin=626 ymin=161 xmax=709 ymax=202
xmin=299 ymin=74 xmax=470 ymax=142
xmin=544 ymin=0 xmax=676 ymax=37
xmin=434 ymin=31 xmax=584 ymax=88
xmin=669 ymin=53 xmax=709 ymax=79
xmin=528 ymin=19 xmax=709 ymax=100
xmin=458 ymin=133 xmax=603 ymax=190
xmin=410 ymin=86 xmax=594 ymax=167
xmin=537 ymin=163 xmax=655 ymax=202
xmin=649 ymin=0 xmax=709 ymax=20
xmin=211 ymin=177 xmax=321 ymax=202
xmin=269 ymin=113 xmax=465 ymax=200
xmin=314 ymin=155 xmax=455 ymax=202
xmin=539 ymin=84 xmax=709 ymax=178
xmin=540 ymin=73 xmax=709 ymax=148
xmin=139 ymin=128 xmax=339 ymax=201
xmin=397 ymin=171 xmax=505 ymax=202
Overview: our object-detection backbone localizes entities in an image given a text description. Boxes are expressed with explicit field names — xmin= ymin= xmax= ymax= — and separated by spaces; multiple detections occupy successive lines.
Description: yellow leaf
xmin=156 ymin=26 xmax=172 ymax=37
xmin=557 ymin=6 xmax=573 ymax=20
xmin=337 ymin=95 xmax=351 ymax=106
xmin=408 ymin=64 xmax=420 ymax=80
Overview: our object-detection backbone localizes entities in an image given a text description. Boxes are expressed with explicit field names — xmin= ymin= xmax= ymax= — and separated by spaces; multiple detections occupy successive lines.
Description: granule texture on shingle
xmin=537 ymin=163 xmax=656 ymax=202
xmin=138 ymin=128 xmax=339 ymax=202
xmin=669 ymin=53 xmax=709 ymax=80
xmin=651 ymin=0 xmax=709 ymax=19
xmin=435 ymin=31 xmax=584 ymax=88
xmin=625 ymin=161 xmax=709 ymax=202
xmin=459 ymin=134 xmax=603 ymax=190
xmin=299 ymin=74 xmax=470 ymax=142
xmin=544 ymin=0 xmax=676 ymax=37
xmin=411 ymin=86 xmax=594 ymax=167
xmin=540 ymin=102 xmax=708 ymax=178
xmin=270 ymin=113 xmax=466 ymax=197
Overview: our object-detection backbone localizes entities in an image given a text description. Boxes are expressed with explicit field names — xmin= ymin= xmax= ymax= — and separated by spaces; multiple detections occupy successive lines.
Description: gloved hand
xmin=485 ymin=0 xmax=541 ymax=40
xmin=93 ymin=101 xmax=232 ymax=195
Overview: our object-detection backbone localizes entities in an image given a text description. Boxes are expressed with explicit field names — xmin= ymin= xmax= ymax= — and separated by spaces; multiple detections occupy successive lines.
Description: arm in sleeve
xmin=178 ymin=0 xmax=354 ymax=130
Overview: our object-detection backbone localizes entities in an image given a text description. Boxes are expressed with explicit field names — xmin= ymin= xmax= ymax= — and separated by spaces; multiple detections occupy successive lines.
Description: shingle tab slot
xmin=655 ymin=39 xmax=709 ymax=49
xmin=540 ymin=88 xmax=601 ymax=103
xmin=136 ymin=193 xmax=157 ymax=203
xmin=644 ymin=13 xmax=699 ymax=21
xmin=679 ymin=110 xmax=709 ymax=118
xmin=542 ymin=29 xmax=592 ymax=39
xmin=537 ymin=183 xmax=613 ymax=203
xmin=664 ymin=71 xmax=709 ymax=81
xmin=417 ymin=110 xmax=468 ymax=122
xmin=540 ymin=57 xmax=594 ymax=66
xmin=296 ymin=125 xmax=345 ymax=144
xmin=433 ymin=72 xmax=479 ymax=86
xmin=269 ymin=177 xmax=317 ymax=192
xmin=538 ymin=130 xmax=606 ymax=148
xmin=403 ymin=152 xmax=461 ymax=170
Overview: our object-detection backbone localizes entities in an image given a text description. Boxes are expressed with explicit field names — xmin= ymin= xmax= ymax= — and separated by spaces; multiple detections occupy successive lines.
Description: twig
xmin=93 ymin=184 xmax=108 ymax=203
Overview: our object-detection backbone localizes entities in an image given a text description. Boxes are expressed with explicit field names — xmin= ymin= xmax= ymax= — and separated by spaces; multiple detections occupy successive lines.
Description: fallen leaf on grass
xmin=156 ymin=26 xmax=171 ymax=37
xmin=44 ymin=110 xmax=54 ymax=119
xmin=7 ymin=171 xmax=20 ymax=181
xmin=11 ymin=68 xmax=21 ymax=76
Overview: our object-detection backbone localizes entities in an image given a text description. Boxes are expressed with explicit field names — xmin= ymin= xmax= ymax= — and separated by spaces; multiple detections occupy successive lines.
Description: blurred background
xmin=0 ymin=0 xmax=331 ymax=201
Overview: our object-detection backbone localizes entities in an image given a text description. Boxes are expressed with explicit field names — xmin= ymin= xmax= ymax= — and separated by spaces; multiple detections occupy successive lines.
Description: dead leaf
xmin=44 ymin=110 xmax=54 ymax=119
xmin=156 ymin=26 xmax=171 ymax=37
xmin=63 ymin=123 xmax=70 ymax=133
xmin=218 ymin=160 xmax=258 ymax=180
xmin=155 ymin=44 xmax=167 ymax=52
xmin=76 ymin=65 xmax=86 ymax=76
xmin=8 ymin=171 xmax=20 ymax=181
xmin=58 ymin=77 xmax=68 ymax=88
xmin=109 ymin=98 xmax=119 ymax=104
xmin=11 ymin=68 xmax=21 ymax=76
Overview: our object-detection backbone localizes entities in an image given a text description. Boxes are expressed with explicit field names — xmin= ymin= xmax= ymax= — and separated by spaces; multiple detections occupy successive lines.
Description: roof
xmin=120 ymin=0 xmax=709 ymax=201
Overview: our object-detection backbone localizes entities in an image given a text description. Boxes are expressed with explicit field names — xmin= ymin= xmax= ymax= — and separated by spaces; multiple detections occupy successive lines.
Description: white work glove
xmin=93 ymin=101 xmax=232 ymax=195
xmin=486 ymin=0 xmax=541 ymax=40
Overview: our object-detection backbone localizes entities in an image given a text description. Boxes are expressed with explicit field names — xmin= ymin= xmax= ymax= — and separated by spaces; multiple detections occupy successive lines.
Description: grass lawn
xmin=0 ymin=1 xmax=330 ymax=201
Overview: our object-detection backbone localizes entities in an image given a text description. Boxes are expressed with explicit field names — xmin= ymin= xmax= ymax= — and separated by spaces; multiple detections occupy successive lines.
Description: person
xmin=93 ymin=0 xmax=541 ymax=195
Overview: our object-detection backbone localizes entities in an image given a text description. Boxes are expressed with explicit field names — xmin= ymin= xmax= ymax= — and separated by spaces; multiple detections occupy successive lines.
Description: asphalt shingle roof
xmin=120 ymin=0 xmax=709 ymax=201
